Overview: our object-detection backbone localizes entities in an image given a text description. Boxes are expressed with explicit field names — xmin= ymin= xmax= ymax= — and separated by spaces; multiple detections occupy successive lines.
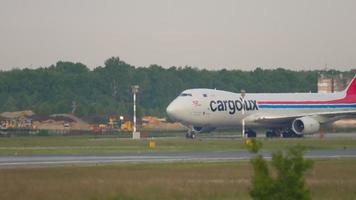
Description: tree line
xmin=0 ymin=57 xmax=354 ymax=119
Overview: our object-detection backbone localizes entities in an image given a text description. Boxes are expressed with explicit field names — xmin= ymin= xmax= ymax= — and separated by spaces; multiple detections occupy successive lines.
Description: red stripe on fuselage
xmin=257 ymin=95 xmax=356 ymax=105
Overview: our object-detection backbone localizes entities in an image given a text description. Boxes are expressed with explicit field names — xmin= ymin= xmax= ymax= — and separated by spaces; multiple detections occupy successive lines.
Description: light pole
xmin=131 ymin=85 xmax=140 ymax=139
xmin=241 ymin=89 xmax=246 ymax=139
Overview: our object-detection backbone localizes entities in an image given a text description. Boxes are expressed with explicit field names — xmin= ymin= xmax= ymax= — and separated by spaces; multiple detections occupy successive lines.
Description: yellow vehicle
xmin=121 ymin=121 xmax=133 ymax=131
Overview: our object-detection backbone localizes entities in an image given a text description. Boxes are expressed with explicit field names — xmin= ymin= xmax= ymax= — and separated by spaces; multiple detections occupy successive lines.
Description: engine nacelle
xmin=192 ymin=126 xmax=216 ymax=133
xmin=292 ymin=117 xmax=320 ymax=135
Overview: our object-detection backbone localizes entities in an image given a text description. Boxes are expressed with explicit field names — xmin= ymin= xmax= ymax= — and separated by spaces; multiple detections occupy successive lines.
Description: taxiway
xmin=0 ymin=149 xmax=355 ymax=168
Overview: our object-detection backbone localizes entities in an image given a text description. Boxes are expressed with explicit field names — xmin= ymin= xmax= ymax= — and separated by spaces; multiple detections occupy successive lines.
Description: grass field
xmin=1 ymin=159 xmax=356 ymax=200
xmin=1 ymin=135 xmax=356 ymax=199
xmin=0 ymin=135 xmax=355 ymax=155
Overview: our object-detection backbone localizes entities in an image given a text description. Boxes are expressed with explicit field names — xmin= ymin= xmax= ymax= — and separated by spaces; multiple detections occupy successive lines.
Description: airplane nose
xmin=166 ymin=98 xmax=188 ymax=122
xmin=166 ymin=101 xmax=177 ymax=120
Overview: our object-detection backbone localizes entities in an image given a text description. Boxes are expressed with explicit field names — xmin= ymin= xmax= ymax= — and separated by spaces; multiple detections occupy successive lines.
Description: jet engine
xmin=292 ymin=117 xmax=320 ymax=135
xmin=192 ymin=126 xmax=216 ymax=133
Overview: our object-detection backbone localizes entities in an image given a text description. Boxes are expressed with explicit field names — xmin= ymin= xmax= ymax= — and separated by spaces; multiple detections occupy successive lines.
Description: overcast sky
xmin=0 ymin=0 xmax=355 ymax=70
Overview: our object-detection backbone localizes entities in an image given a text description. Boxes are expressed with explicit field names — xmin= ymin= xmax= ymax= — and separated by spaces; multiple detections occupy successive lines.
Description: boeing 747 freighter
xmin=166 ymin=76 xmax=356 ymax=138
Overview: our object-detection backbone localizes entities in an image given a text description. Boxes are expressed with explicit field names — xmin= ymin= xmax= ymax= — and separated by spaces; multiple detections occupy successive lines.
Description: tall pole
xmin=241 ymin=89 xmax=246 ymax=139
xmin=131 ymin=85 xmax=139 ymax=139
xmin=133 ymin=91 xmax=136 ymax=133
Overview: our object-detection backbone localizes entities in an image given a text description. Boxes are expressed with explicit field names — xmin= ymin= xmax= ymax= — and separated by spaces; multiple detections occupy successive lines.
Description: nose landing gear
xmin=185 ymin=130 xmax=197 ymax=139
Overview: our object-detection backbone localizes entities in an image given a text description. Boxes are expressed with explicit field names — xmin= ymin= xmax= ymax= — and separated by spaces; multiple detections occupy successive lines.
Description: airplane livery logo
xmin=192 ymin=100 xmax=201 ymax=107
xmin=210 ymin=98 xmax=259 ymax=114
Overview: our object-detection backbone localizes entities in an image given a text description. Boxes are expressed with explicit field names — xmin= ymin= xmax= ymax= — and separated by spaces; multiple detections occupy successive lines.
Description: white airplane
xmin=166 ymin=76 xmax=356 ymax=138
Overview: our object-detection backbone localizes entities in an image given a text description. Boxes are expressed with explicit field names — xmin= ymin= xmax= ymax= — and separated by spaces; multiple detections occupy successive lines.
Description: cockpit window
xmin=203 ymin=94 xmax=207 ymax=97
xmin=180 ymin=93 xmax=192 ymax=97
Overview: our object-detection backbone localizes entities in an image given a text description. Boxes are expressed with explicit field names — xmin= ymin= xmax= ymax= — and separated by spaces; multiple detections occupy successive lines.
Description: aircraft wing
xmin=247 ymin=110 xmax=356 ymax=126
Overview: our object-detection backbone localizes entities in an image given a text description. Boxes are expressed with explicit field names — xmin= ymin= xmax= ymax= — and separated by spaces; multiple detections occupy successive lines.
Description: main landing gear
xmin=266 ymin=128 xmax=303 ymax=138
xmin=266 ymin=129 xmax=281 ymax=138
xmin=245 ymin=129 xmax=257 ymax=138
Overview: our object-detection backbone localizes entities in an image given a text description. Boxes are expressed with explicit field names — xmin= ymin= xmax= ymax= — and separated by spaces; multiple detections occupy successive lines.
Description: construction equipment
xmin=121 ymin=121 xmax=133 ymax=131
xmin=0 ymin=118 xmax=33 ymax=129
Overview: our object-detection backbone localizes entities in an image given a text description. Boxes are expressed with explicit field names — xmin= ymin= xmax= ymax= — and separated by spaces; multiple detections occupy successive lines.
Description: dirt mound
xmin=0 ymin=110 xmax=34 ymax=119
xmin=33 ymin=120 xmax=91 ymax=131
xmin=333 ymin=119 xmax=356 ymax=128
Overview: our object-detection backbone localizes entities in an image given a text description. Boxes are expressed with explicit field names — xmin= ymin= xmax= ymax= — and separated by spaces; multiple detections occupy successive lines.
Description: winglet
xmin=345 ymin=75 xmax=356 ymax=96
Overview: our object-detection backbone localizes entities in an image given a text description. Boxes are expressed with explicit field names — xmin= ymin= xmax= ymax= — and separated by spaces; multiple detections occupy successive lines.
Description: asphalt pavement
xmin=0 ymin=149 xmax=355 ymax=168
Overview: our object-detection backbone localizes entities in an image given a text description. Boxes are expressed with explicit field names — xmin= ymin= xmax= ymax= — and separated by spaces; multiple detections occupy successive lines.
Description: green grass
xmin=0 ymin=135 xmax=355 ymax=155
xmin=1 ymin=159 xmax=356 ymax=200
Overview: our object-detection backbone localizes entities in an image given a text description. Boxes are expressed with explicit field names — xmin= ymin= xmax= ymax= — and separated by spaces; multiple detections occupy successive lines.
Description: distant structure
xmin=318 ymin=74 xmax=350 ymax=93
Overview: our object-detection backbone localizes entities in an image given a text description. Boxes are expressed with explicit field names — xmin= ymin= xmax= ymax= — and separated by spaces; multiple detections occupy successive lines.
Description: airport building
xmin=318 ymin=74 xmax=350 ymax=93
